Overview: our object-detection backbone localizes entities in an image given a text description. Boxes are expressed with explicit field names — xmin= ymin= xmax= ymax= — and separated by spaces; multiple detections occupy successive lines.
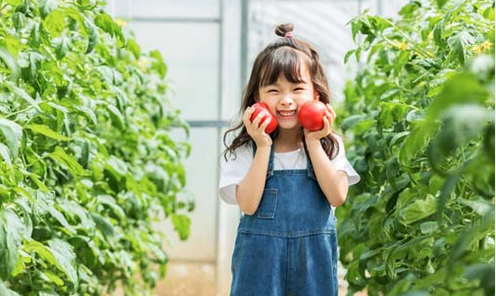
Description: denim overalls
xmin=230 ymin=145 xmax=338 ymax=296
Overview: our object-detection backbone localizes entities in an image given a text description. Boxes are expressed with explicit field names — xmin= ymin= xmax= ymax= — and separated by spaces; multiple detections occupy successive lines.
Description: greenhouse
xmin=0 ymin=0 xmax=494 ymax=295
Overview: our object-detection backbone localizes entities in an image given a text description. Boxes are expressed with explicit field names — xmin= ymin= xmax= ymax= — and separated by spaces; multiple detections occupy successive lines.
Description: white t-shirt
xmin=218 ymin=135 xmax=361 ymax=205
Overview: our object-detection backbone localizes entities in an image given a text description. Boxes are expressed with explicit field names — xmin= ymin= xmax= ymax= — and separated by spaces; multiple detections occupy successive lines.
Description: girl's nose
xmin=280 ymin=96 xmax=294 ymax=106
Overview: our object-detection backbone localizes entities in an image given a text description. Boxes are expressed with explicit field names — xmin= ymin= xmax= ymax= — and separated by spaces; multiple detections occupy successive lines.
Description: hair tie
xmin=284 ymin=31 xmax=293 ymax=38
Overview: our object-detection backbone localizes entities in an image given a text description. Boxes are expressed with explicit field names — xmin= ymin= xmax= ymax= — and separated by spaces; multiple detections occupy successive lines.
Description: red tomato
xmin=250 ymin=102 xmax=278 ymax=133
xmin=298 ymin=100 xmax=327 ymax=131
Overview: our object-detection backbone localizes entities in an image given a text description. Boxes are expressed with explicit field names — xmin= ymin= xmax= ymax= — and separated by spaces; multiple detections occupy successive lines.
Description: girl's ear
xmin=314 ymin=91 xmax=320 ymax=101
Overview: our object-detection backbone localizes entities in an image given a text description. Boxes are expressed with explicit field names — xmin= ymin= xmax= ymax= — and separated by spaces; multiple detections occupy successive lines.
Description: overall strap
xmin=251 ymin=141 xmax=274 ymax=178
xmin=305 ymin=145 xmax=317 ymax=180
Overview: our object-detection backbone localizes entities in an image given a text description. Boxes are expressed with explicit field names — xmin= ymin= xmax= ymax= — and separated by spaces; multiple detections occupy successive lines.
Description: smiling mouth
xmin=277 ymin=110 xmax=297 ymax=117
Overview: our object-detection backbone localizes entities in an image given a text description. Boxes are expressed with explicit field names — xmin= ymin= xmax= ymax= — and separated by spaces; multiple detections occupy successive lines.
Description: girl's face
xmin=258 ymin=63 xmax=319 ymax=131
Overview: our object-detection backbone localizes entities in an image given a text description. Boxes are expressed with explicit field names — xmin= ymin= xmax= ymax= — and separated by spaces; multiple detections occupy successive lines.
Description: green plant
xmin=0 ymin=0 xmax=192 ymax=295
xmin=336 ymin=0 xmax=494 ymax=295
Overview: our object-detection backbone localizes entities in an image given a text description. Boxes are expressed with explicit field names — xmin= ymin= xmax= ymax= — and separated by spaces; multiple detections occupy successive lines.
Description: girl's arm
xmin=236 ymin=146 xmax=271 ymax=215
xmin=305 ymin=104 xmax=349 ymax=207
xmin=306 ymin=141 xmax=349 ymax=207
xmin=236 ymin=106 xmax=273 ymax=215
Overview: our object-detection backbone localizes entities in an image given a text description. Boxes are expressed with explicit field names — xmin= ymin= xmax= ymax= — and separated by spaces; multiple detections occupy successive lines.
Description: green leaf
xmin=176 ymin=163 xmax=186 ymax=187
xmin=97 ymin=195 xmax=126 ymax=221
xmin=0 ymin=279 xmax=21 ymax=296
xmin=75 ymin=105 xmax=97 ymax=125
xmin=48 ymin=146 xmax=88 ymax=176
xmin=399 ymin=194 xmax=437 ymax=225
xmin=386 ymin=157 xmax=400 ymax=188
xmin=420 ymin=221 xmax=438 ymax=234
xmin=27 ymin=124 xmax=71 ymax=141
xmin=171 ymin=213 xmax=191 ymax=240
xmin=433 ymin=22 xmax=445 ymax=47
xmin=370 ymin=15 xmax=392 ymax=32
xmin=52 ymin=36 xmax=70 ymax=60
xmin=451 ymin=210 xmax=495 ymax=260
xmin=483 ymin=121 xmax=495 ymax=162
xmin=43 ymin=271 xmax=64 ymax=286
xmin=150 ymin=50 xmax=167 ymax=78
xmin=84 ymin=18 xmax=99 ymax=54
xmin=0 ymin=143 xmax=13 ymax=172
xmin=344 ymin=49 xmax=355 ymax=64
xmin=398 ymin=1 xmax=422 ymax=17
xmin=5 ymin=0 xmax=22 ymax=6
xmin=6 ymin=81 xmax=42 ymax=111
xmin=458 ymin=198 xmax=492 ymax=215
xmin=390 ymin=131 xmax=410 ymax=147
xmin=400 ymin=73 xmax=488 ymax=165
xmin=397 ymin=290 xmax=430 ymax=296
xmin=0 ymin=44 xmax=21 ymax=80
xmin=28 ymin=173 xmax=49 ymax=192
xmin=90 ymin=213 xmax=115 ymax=237
xmin=436 ymin=0 xmax=448 ymax=9
xmin=437 ymin=175 xmax=458 ymax=219
xmin=12 ymin=12 xmax=26 ymax=31
xmin=483 ymin=6 xmax=495 ymax=21
xmin=43 ymin=9 xmax=65 ymax=37
xmin=448 ymin=31 xmax=475 ymax=65
xmin=106 ymin=155 xmax=128 ymax=176
xmin=48 ymin=206 xmax=74 ymax=233
xmin=24 ymin=240 xmax=63 ymax=272
xmin=39 ymin=0 xmax=59 ymax=19
xmin=106 ymin=104 xmax=125 ymax=130
xmin=11 ymin=255 xmax=25 ymax=278
xmin=0 ymin=118 xmax=23 ymax=159
xmin=0 ymin=209 xmax=23 ymax=280
xmin=341 ymin=114 xmax=368 ymax=131
xmin=95 ymin=65 xmax=113 ymax=84
xmin=47 ymin=239 xmax=78 ymax=285
xmin=464 ymin=263 xmax=495 ymax=296
xmin=126 ymin=39 xmax=141 ymax=59
xmin=94 ymin=12 xmax=125 ymax=46
xmin=13 ymin=200 xmax=32 ymax=242
xmin=28 ymin=22 xmax=41 ymax=49
xmin=432 ymin=104 xmax=490 ymax=156
xmin=3 ymin=35 xmax=22 ymax=58
xmin=57 ymin=199 xmax=95 ymax=231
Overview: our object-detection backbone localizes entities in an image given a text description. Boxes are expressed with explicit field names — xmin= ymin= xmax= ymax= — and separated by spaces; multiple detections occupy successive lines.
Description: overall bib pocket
xmin=256 ymin=188 xmax=278 ymax=219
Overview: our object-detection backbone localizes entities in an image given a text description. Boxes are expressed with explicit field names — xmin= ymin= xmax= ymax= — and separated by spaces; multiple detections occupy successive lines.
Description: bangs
xmin=259 ymin=47 xmax=310 ymax=87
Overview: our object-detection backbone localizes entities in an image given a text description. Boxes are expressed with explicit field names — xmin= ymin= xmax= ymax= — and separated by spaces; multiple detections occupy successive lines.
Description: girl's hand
xmin=242 ymin=106 xmax=273 ymax=148
xmin=304 ymin=103 xmax=336 ymax=145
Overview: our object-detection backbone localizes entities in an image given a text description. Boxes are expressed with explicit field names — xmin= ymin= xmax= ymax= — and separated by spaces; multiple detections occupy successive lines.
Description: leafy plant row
xmin=0 ymin=0 xmax=192 ymax=295
xmin=337 ymin=0 xmax=494 ymax=295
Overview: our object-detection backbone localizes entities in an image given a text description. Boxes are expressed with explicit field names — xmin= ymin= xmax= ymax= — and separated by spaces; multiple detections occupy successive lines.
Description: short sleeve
xmin=218 ymin=145 xmax=253 ymax=205
xmin=330 ymin=135 xmax=361 ymax=186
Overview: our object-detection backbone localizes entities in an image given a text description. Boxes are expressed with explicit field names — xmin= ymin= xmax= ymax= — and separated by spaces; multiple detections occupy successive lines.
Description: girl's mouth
xmin=277 ymin=110 xmax=297 ymax=118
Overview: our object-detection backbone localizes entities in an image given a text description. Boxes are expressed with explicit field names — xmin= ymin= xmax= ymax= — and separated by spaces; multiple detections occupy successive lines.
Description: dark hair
xmin=223 ymin=23 xmax=339 ymax=160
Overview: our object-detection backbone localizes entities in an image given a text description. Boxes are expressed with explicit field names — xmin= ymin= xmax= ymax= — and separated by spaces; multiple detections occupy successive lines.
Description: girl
xmin=219 ymin=23 xmax=360 ymax=296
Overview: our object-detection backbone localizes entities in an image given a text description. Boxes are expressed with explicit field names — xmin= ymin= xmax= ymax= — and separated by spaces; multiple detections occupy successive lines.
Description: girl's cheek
xmin=296 ymin=97 xmax=312 ymax=106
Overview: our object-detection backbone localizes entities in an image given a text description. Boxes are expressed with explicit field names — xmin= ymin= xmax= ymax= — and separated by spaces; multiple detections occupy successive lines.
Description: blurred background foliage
xmin=336 ymin=0 xmax=495 ymax=295
xmin=0 ymin=0 xmax=191 ymax=295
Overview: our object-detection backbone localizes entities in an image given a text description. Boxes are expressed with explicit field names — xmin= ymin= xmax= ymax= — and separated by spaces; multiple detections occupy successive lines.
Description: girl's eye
xmin=268 ymin=89 xmax=279 ymax=93
xmin=294 ymin=87 xmax=305 ymax=91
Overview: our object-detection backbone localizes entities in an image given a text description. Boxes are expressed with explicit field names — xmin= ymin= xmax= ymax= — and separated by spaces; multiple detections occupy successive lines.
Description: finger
xmin=323 ymin=116 xmax=331 ymax=133
xmin=252 ymin=112 xmax=265 ymax=127
xmin=260 ymin=117 xmax=271 ymax=132
xmin=326 ymin=106 xmax=336 ymax=122
xmin=326 ymin=116 xmax=334 ymax=133
xmin=327 ymin=104 xmax=336 ymax=118
xmin=327 ymin=111 xmax=335 ymax=124
xmin=242 ymin=107 xmax=254 ymax=123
